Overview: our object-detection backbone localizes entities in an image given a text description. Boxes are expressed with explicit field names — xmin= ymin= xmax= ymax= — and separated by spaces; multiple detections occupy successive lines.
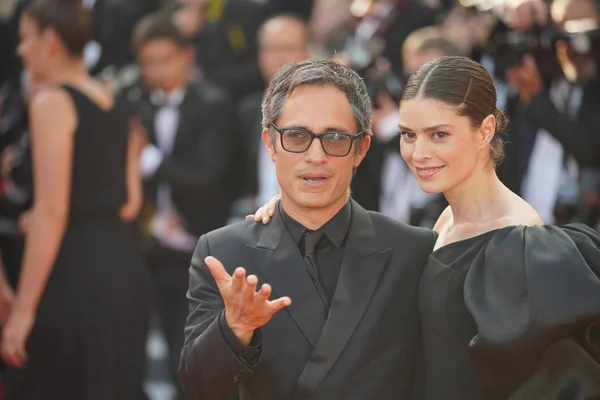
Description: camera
xmin=485 ymin=17 xmax=600 ymax=82
xmin=485 ymin=22 xmax=563 ymax=81
xmin=345 ymin=38 xmax=404 ymax=106
xmin=365 ymin=59 xmax=405 ymax=104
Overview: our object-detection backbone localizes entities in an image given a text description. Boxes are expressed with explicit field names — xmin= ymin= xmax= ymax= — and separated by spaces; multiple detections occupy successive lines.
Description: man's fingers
xmin=268 ymin=296 xmax=292 ymax=313
xmin=204 ymin=256 xmax=231 ymax=285
xmin=242 ymin=275 xmax=259 ymax=301
xmin=254 ymin=283 xmax=272 ymax=303
xmin=230 ymin=267 xmax=246 ymax=294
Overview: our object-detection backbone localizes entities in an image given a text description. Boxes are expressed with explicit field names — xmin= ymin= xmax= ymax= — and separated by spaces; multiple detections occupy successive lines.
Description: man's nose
xmin=304 ymin=137 xmax=327 ymax=164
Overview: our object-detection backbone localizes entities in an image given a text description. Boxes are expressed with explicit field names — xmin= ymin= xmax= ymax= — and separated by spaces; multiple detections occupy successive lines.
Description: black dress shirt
xmin=280 ymin=200 xmax=352 ymax=306
xmin=219 ymin=200 xmax=352 ymax=366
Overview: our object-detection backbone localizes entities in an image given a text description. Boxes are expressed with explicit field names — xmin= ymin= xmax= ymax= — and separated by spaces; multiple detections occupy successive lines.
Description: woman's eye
xmin=400 ymin=131 xmax=415 ymax=140
xmin=433 ymin=131 xmax=448 ymax=139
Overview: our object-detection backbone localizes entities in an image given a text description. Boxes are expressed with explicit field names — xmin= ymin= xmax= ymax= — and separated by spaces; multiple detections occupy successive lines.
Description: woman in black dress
xmin=253 ymin=55 xmax=600 ymax=399
xmin=1 ymin=0 xmax=150 ymax=398
xmin=396 ymin=55 xmax=600 ymax=399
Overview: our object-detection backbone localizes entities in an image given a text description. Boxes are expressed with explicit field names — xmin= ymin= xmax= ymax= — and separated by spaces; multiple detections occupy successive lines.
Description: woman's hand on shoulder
xmin=246 ymin=195 xmax=280 ymax=224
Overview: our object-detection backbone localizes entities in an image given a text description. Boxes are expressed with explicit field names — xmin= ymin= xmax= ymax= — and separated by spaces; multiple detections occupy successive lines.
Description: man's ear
xmin=262 ymin=128 xmax=276 ymax=161
xmin=353 ymin=135 xmax=371 ymax=168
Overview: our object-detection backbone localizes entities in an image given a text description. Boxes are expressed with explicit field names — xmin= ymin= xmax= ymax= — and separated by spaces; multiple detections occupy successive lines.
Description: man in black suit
xmin=119 ymin=13 xmax=238 ymax=400
xmin=179 ymin=59 xmax=435 ymax=399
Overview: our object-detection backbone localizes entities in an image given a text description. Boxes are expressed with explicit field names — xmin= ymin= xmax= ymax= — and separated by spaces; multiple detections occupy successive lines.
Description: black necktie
xmin=303 ymin=230 xmax=329 ymax=310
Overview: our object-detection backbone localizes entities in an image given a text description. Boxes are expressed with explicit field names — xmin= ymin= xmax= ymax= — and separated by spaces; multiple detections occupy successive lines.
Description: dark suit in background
xmin=523 ymin=77 xmax=600 ymax=169
xmin=236 ymin=91 xmax=263 ymax=201
xmin=179 ymin=198 xmax=434 ymax=399
xmin=135 ymin=80 xmax=238 ymax=237
xmin=119 ymin=77 xmax=237 ymax=400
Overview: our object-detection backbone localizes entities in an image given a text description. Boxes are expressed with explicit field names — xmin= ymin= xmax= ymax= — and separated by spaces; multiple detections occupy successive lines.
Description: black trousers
xmin=146 ymin=248 xmax=193 ymax=400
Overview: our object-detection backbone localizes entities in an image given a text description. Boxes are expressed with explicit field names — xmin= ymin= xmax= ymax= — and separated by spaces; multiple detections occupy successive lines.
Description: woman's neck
xmin=42 ymin=59 xmax=88 ymax=86
xmin=443 ymin=166 xmax=511 ymax=227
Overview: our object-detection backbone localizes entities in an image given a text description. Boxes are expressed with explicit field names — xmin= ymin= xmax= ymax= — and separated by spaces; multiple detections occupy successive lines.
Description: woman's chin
xmin=417 ymin=181 xmax=445 ymax=195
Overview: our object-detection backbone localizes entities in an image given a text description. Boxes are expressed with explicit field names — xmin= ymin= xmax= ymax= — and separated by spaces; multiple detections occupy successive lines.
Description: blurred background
xmin=0 ymin=0 xmax=599 ymax=398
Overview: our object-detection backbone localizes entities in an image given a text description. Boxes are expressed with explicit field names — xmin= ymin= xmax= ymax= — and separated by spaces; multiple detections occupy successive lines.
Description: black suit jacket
xmin=523 ymin=78 xmax=600 ymax=168
xmin=495 ymin=77 xmax=600 ymax=196
xmin=179 ymin=199 xmax=435 ymax=399
xmin=236 ymin=90 xmax=263 ymax=198
xmin=132 ymin=80 xmax=238 ymax=237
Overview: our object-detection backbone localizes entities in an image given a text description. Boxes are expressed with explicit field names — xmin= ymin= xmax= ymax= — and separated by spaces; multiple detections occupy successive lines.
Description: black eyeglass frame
xmin=270 ymin=122 xmax=365 ymax=157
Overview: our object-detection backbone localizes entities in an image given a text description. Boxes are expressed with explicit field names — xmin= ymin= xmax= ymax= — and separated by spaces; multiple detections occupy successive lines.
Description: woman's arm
xmin=2 ymin=88 xmax=76 ymax=367
xmin=119 ymin=117 xmax=146 ymax=222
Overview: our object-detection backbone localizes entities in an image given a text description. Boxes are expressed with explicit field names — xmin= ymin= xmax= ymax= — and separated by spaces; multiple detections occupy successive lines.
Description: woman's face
xmin=17 ymin=15 xmax=48 ymax=83
xmin=398 ymin=97 xmax=493 ymax=194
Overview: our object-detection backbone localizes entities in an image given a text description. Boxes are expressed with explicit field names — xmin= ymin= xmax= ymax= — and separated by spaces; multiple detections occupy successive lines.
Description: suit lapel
xmin=171 ymin=85 xmax=194 ymax=156
xmin=244 ymin=210 xmax=328 ymax=348
xmin=293 ymin=200 xmax=392 ymax=399
xmin=139 ymin=96 xmax=157 ymax=145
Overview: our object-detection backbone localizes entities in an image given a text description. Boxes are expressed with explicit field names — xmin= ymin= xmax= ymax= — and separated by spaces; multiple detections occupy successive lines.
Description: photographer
xmin=338 ymin=0 xmax=437 ymax=78
xmin=499 ymin=0 xmax=600 ymax=225
xmin=505 ymin=0 xmax=600 ymax=168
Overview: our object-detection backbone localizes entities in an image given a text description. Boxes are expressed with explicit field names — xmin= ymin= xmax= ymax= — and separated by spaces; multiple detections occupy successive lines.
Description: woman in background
xmin=1 ymin=0 xmax=150 ymax=398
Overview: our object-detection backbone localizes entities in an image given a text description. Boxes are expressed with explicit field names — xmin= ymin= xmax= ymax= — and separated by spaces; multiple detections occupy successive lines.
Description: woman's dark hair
xmin=24 ymin=0 xmax=92 ymax=57
xmin=401 ymin=56 xmax=508 ymax=167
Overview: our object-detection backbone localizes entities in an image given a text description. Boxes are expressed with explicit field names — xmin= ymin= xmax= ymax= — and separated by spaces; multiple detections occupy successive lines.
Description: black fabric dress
xmin=418 ymin=223 xmax=600 ymax=400
xmin=5 ymin=86 xmax=151 ymax=400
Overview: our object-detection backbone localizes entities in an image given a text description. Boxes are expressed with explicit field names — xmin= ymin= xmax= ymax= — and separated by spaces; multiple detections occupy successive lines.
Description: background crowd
xmin=0 ymin=0 xmax=599 ymax=398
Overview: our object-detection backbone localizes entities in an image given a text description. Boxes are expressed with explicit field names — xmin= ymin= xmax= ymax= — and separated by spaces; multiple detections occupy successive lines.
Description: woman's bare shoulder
xmin=504 ymin=194 xmax=544 ymax=227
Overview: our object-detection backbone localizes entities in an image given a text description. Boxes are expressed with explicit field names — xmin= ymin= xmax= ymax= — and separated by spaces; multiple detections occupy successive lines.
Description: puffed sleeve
xmin=464 ymin=223 xmax=600 ymax=400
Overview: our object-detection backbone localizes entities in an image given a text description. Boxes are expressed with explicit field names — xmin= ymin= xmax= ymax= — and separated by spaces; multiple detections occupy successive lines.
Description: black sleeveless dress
xmin=5 ymin=86 xmax=151 ymax=400
xmin=417 ymin=224 xmax=600 ymax=400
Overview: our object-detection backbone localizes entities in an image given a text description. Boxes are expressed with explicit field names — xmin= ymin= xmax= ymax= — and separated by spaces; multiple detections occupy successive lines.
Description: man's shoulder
xmin=203 ymin=218 xmax=263 ymax=250
xmin=366 ymin=210 xmax=434 ymax=246
xmin=190 ymin=79 xmax=232 ymax=105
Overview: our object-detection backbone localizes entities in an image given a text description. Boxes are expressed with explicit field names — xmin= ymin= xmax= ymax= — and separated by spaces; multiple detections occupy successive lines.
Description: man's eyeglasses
xmin=270 ymin=123 xmax=364 ymax=157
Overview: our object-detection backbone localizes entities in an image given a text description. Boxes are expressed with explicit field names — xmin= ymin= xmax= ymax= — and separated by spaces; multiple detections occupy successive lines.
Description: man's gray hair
xmin=261 ymin=59 xmax=374 ymax=141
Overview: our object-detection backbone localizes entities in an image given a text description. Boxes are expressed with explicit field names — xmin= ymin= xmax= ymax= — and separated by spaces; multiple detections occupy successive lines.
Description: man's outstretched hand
xmin=205 ymin=256 xmax=291 ymax=345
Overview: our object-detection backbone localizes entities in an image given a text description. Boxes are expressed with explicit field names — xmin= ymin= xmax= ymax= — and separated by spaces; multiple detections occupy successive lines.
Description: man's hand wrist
xmin=225 ymin=310 xmax=254 ymax=345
